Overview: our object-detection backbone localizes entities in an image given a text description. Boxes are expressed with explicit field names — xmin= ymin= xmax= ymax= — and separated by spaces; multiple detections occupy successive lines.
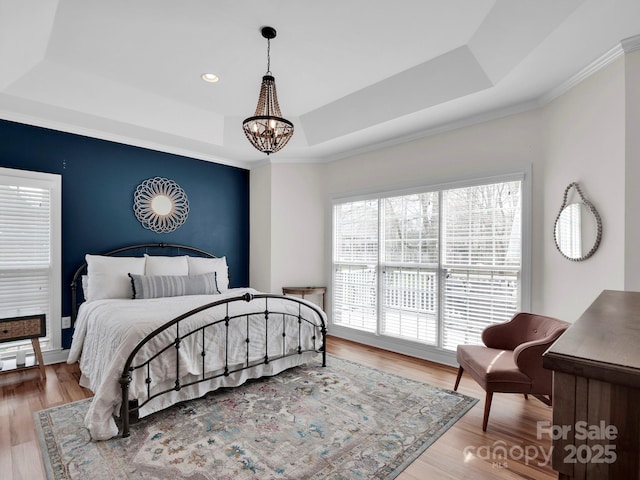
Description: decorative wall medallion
xmin=133 ymin=177 xmax=189 ymax=233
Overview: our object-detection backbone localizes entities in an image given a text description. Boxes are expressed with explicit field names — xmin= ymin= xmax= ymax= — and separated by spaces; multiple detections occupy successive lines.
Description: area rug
xmin=35 ymin=356 xmax=477 ymax=480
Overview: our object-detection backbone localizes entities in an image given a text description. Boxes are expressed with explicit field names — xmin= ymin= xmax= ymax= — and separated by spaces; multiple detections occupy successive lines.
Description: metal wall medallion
xmin=133 ymin=177 xmax=189 ymax=233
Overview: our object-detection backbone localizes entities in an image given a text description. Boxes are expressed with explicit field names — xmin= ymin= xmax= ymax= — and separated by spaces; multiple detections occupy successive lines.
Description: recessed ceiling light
xmin=201 ymin=73 xmax=219 ymax=83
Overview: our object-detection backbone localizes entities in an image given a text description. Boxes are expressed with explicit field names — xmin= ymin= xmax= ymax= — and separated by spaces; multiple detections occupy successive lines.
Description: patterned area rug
xmin=35 ymin=356 xmax=477 ymax=479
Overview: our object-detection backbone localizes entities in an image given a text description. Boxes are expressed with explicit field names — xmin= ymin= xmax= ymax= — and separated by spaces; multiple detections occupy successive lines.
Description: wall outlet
xmin=62 ymin=316 xmax=71 ymax=329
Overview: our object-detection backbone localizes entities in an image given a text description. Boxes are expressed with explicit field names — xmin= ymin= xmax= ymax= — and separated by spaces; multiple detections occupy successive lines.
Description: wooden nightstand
xmin=0 ymin=313 xmax=47 ymax=380
xmin=282 ymin=286 xmax=326 ymax=311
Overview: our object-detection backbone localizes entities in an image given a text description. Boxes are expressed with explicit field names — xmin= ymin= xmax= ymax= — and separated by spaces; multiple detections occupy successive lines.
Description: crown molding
xmin=322 ymin=100 xmax=540 ymax=164
xmin=248 ymin=156 xmax=272 ymax=169
xmin=538 ymin=43 xmax=624 ymax=106
xmin=621 ymin=34 xmax=640 ymax=53
xmin=326 ymin=36 xmax=637 ymax=164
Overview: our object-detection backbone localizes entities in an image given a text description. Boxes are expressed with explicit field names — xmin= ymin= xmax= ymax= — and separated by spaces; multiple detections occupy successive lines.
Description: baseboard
xmin=43 ymin=349 xmax=69 ymax=365
xmin=327 ymin=325 xmax=458 ymax=367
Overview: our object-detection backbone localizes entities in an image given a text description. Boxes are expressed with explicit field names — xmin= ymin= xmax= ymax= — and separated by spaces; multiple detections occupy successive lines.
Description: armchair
xmin=453 ymin=312 xmax=569 ymax=431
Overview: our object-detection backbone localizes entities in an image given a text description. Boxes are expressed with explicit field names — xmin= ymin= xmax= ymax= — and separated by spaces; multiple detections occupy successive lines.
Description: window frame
xmin=329 ymin=169 xmax=531 ymax=366
xmin=0 ymin=167 xmax=62 ymax=356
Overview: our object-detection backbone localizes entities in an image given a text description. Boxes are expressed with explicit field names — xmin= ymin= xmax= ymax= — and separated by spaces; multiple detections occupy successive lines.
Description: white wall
xmin=324 ymin=112 xmax=542 ymax=195
xmin=625 ymin=48 xmax=640 ymax=290
xmin=249 ymin=163 xmax=271 ymax=292
xmin=270 ymin=163 xmax=326 ymax=293
xmin=541 ymin=58 xmax=626 ymax=321
xmin=249 ymin=162 xmax=326 ymax=302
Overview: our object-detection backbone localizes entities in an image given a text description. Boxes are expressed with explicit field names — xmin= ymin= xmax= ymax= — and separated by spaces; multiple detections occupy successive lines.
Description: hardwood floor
xmin=0 ymin=362 xmax=93 ymax=480
xmin=1 ymin=337 xmax=556 ymax=479
xmin=327 ymin=337 xmax=557 ymax=480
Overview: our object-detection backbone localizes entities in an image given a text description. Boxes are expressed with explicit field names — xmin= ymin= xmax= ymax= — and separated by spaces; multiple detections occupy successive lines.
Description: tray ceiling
xmin=1 ymin=0 xmax=639 ymax=168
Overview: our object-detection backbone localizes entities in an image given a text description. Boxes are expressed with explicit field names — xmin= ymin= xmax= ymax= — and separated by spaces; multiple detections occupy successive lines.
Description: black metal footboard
xmin=118 ymin=292 xmax=327 ymax=437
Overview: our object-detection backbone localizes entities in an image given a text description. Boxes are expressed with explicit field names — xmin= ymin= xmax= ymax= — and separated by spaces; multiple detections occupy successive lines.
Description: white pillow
xmin=85 ymin=254 xmax=146 ymax=302
xmin=187 ymin=256 xmax=229 ymax=292
xmin=144 ymin=254 xmax=189 ymax=276
xmin=81 ymin=275 xmax=89 ymax=300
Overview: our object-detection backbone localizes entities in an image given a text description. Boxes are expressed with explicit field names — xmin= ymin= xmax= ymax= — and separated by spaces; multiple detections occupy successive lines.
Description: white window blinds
xmin=381 ymin=192 xmax=439 ymax=344
xmin=332 ymin=176 xmax=524 ymax=353
xmin=333 ymin=200 xmax=378 ymax=332
xmin=441 ymin=181 xmax=521 ymax=349
xmin=0 ymin=168 xmax=61 ymax=352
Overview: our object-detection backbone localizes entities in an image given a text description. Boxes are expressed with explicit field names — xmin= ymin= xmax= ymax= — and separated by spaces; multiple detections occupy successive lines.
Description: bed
xmin=67 ymin=243 xmax=327 ymax=440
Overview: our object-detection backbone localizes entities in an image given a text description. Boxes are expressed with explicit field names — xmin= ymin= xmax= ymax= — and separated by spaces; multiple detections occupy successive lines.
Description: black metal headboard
xmin=71 ymin=243 xmax=219 ymax=325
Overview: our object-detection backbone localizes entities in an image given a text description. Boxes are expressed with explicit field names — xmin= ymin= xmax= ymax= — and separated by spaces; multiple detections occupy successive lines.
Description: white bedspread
xmin=68 ymin=288 xmax=325 ymax=440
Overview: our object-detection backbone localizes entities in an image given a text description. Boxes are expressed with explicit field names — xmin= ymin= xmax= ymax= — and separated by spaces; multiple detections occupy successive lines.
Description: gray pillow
xmin=128 ymin=272 xmax=220 ymax=299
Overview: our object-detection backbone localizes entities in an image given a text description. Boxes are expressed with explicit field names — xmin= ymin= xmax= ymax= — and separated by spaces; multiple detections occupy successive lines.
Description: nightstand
xmin=282 ymin=286 xmax=326 ymax=311
xmin=0 ymin=313 xmax=47 ymax=380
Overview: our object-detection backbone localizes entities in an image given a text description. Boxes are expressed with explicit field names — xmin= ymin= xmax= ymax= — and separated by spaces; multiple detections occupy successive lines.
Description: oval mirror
xmin=554 ymin=183 xmax=602 ymax=261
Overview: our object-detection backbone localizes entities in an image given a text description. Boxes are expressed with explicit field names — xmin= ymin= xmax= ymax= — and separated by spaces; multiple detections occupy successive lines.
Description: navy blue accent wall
xmin=0 ymin=119 xmax=249 ymax=348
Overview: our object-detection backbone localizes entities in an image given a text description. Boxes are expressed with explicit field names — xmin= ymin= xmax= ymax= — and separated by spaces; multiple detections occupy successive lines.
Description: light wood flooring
xmin=1 ymin=336 xmax=557 ymax=479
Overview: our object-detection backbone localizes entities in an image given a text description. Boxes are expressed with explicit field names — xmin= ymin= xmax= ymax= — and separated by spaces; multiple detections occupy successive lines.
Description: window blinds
xmin=441 ymin=181 xmax=521 ymax=348
xmin=332 ymin=178 xmax=523 ymax=351
xmin=333 ymin=200 xmax=378 ymax=332
xmin=0 ymin=182 xmax=53 ymax=349
xmin=381 ymin=192 xmax=439 ymax=343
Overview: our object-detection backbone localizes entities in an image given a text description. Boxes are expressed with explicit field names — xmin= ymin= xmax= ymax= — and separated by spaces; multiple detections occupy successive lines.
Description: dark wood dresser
xmin=543 ymin=290 xmax=640 ymax=479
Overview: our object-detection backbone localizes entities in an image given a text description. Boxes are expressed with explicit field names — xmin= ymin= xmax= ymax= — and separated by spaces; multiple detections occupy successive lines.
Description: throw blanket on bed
xmin=68 ymin=288 xmax=324 ymax=440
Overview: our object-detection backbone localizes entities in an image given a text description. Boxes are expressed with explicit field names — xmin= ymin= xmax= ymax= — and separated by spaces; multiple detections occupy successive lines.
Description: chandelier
xmin=242 ymin=26 xmax=294 ymax=155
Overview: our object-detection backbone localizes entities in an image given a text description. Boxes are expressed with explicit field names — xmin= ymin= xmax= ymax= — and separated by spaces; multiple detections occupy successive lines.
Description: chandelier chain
xmin=266 ymin=38 xmax=271 ymax=75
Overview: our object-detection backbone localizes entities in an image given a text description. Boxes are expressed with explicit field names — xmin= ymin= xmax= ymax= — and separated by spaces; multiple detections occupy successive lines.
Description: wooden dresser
xmin=543 ymin=290 xmax=640 ymax=479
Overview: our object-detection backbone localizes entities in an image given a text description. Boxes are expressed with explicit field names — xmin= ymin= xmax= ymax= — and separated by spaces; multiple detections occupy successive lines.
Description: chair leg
xmin=524 ymin=394 xmax=529 ymax=400
xmin=532 ymin=394 xmax=553 ymax=406
xmin=482 ymin=391 xmax=493 ymax=432
xmin=454 ymin=366 xmax=464 ymax=391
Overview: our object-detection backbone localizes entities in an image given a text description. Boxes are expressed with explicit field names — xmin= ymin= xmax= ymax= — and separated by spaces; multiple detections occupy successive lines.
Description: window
xmin=0 ymin=167 xmax=61 ymax=355
xmin=382 ymin=192 xmax=439 ymax=345
xmin=333 ymin=200 xmax=378 ymax=332
xmin=332 ymin=175 xmax=525 ymax=353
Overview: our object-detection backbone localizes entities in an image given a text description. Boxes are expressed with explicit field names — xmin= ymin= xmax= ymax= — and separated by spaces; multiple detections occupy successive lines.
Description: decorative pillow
xmin=144 ymin=254 xmax=189 ymax=276
xmin=187 ymin=256 xmax=229 ymax=292
xmin=86 ymin=254 xmax=146 ymax=302
xmin=129 ymin=272 xmax=220 ymax=299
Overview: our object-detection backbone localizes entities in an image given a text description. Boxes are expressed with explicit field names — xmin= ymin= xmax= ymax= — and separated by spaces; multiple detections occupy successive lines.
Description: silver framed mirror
xmin=133 ymin=177 xmax=189 ymax=233
xmin=554 ymin=182 xmax=602 ymax=261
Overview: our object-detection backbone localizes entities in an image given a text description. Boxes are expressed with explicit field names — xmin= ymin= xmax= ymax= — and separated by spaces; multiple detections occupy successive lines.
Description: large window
xmin=332 ymin=176 xmax=525 ymax=353
xmin=0 ymin=167 xmax=61 ymax=356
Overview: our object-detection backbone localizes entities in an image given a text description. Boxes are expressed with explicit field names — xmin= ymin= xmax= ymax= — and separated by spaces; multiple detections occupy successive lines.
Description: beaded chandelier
xmin=242 ymin=26 xmax=294 ymax=155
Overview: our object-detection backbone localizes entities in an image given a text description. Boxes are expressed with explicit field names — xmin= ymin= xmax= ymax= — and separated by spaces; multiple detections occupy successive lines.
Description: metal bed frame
xmin=70 ymin=243 xmax=327 ymax=437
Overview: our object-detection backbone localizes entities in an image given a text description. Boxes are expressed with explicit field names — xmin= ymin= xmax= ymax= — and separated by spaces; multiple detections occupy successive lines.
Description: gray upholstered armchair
xmin=453 ymin=312 xmax=570 ymax=431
